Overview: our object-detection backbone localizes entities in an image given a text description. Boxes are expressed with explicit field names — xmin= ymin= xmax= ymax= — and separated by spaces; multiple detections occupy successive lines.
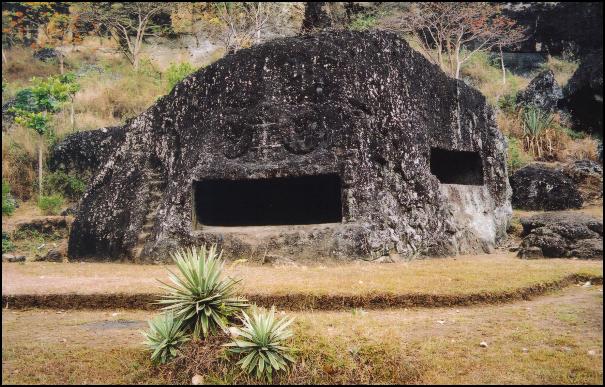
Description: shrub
xmin=43 ymin=171 xmax=86 ymax=201
xmin=165 ymin=62 xmax=196 ymax=92
xmin=156 ymin=245 xmax=248 ymax=339
xmin=37 ymin=194 xmax=64 ymax=215
xmin=143 ymin=312 xmax=190 ymax=364
xmin=224 ymin=306 xmax=295 ymax=382
xmin=497 ymin=93 xmax=518 ymax=114
xmin=507 ymin=136 xmax=532 ymax=173
xmin=2 ymin=179 xmax=16 ymax=216
xmin=2 ymin=232 xmax=15 ymax=253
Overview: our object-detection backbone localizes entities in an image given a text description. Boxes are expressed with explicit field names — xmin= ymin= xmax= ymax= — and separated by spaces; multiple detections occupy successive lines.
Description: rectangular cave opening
xmin=430 ymin=148 xmax=484 ymax=185
xmin=193 ymin=174 xmax=343 ymax=227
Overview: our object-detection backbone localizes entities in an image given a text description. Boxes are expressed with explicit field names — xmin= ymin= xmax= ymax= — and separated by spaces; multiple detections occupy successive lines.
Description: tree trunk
xmin=38 ymin=139 xmax=43 ymax=197
xmin=59 ymin=53 xmax=65 ymax=75
xmin=70 ymin=99 xmax=75 ymax=130
xmin=1 ymin=49 xmax=7 ymax=65
xmin=500 ymin=46 xmax=506 ymax=85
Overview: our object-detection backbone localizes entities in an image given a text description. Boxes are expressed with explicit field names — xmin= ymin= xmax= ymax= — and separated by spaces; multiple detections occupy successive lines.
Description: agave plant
xmin=224 ymin=306 xmax=295 ymax=382
xmin=142 ymin=311 xmax=190 ymax=364
xmin=156 ymin=245 xmax=248 ymax=338
xmin=522 ymin=106 xmax=554 ymax=158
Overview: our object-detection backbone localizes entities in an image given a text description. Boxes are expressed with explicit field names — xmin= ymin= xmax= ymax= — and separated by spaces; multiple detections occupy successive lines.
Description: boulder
xmin=510 ymin=163 xmax=583 ymax=210
xmin=562 ymin=49 xmax=603 ymax=136
xmin=517 ymin=70 xmax=563 ymax=112
xmin=518 ymin=212 xmax=603 ymax=259
xmin=562 ymin=159 xmax=603 ymax=202
xmin=2 ymin=254 xmax=26 ymax=263
xmin=67 ymin=31 xmax=511 ymax=262
xmin=33 ymin=47 xmax=59 ymax=62
xmin=14 ymin=216 xmax=72 ymax=238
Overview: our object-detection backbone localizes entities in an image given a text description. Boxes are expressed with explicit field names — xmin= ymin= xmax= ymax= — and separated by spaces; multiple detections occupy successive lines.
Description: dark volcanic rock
xmin=510 ymin=164 xmax=583 ymax=210
xmin=518 ymin=212 xmax=603 ymax=259
xmin=33 ymin=47 xmax=59 ymax=62
xmin=67 ymin=31 xmax=512 ymax=263
xmin=48 ymin=126 xmax=125 ymax=176
xmin=562 ymin=49 xmax=603 ymax=136
xmin=562 ymin=160 xmax=603 ymax=202
xmin=517 ymin=70 xmax=563 ymax=112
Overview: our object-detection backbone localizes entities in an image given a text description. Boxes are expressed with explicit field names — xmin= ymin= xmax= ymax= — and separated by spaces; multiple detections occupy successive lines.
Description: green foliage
xmin=165 ymin=62 xmax=196 ymax=92
xmin=349 ymin=14 xmax=378 ymax=31
xmin=507 ymin=136 xmax=531 ymax=173
xmin=9 ymin=73 xmax=79 ymax=135
xmin=522 ymin=106 xmax=553 ymax=138
xmin=224 ymin=306 xmax=295 ymax=382
xmin=156 ymin=245 xmax=249 ymax=339
xmin=143 ymin=312 xmax=190 ymax=364
xmin=2 ymin=232 xmax=15 ymax=254
xmin=2 ymin=179 xmax=16 ymax=216
xmin=37 ymin=194 xmax=64 ymax=215
xmin=497 ymin=93 xmax=518 ymax=114
xmin=43 ymin=171 xmax=86 ymax=201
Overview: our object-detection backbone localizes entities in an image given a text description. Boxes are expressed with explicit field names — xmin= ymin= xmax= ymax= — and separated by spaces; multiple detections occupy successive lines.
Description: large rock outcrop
xmin=562 ymin=49 xmax=603 ymax=137
xmin=518 ymin=212 xmax=603 ymax=259
xmin=517 ymin=70 xmax=563 ymax=112
xmin=66 ymin=31 xmax=511 ymax=263
xmin=510 ymin=163 xmax=583 ymax=211
xmin=562 ymin=160 xmax=603 ymax=202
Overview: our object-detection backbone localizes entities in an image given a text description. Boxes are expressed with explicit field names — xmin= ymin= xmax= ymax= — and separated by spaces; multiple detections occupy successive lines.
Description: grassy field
xmin=2 ymin=286 xmax=602 ymax=384
xmin=3 ymin=253 xmax=602 ymax=297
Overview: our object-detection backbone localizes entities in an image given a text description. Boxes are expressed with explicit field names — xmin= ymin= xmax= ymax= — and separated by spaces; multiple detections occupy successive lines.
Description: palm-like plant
xmin=224 ymin=307 xmax=295 ymax=382
xmin=156 ymin=245 xmax=248 ymax=338
xmin=522 ymin=106 xmax=554 ymax=158
xmin=142 ymin=311 xmax=190 ymax=364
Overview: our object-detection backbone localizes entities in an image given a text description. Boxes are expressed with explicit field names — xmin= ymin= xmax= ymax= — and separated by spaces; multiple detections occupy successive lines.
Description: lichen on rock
xmin=65 ymin=31 xmax=511 ymax=263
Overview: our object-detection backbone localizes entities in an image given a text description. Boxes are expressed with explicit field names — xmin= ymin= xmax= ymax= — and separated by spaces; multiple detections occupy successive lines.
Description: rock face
xmin=562 ymin=49 xmax=603 ymax=137
xmin=562 ymin=160 xmax=603 ymax=202
xmin=48 ymin=126 xmax=125 ymax=177
xmin=517 ymin=70 xmax=563 ymax=112
xmin=66 ymin=31 xmax=511 ymax=263
xmin=510 ymin=164 xmax=583 ymax=210
xmin=518 ymin=212 xmax=603 ymax=259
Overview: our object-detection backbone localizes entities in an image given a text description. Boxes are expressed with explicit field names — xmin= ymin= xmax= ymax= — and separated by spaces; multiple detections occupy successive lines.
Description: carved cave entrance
xmin=430 ymin=148 xmax=484 ymax=185
xmin=193 ymin=174 xmax=343 ymax=227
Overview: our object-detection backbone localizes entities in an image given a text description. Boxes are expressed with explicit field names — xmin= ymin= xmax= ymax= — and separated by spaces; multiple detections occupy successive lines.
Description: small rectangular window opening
xmin=430 ymin=148 xmax=484 ymax=185
xmin=193 ymin=174 xmax=343 ymax=227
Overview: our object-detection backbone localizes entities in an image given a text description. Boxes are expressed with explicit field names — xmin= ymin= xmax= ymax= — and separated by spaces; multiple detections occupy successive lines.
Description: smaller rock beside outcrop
xmin=517 ymin=69 xmax=564 ymax=112
xmin=14 ymin=217 xmax=72 ymax=237
xmin=563 ymin=159 xmax=603 ymax=202
xmin=2 ymin=254 xmax=26 ymax=263
xmin=517 ymin=212 xmax=603 ymax=259
xmin=510 ymin=163 xmax=583 ymax=210
xmin=34 ymin=240 xmax=68 ymax=262
xmin=33 ymin=47 xmax=59 ymax=62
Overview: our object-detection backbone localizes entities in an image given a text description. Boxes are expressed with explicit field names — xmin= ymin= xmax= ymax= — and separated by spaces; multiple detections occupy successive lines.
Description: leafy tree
xmin=9 ymin=73 xmax=79 ymax=195
xmin=75 ymin=2 xmax=174 ymax=69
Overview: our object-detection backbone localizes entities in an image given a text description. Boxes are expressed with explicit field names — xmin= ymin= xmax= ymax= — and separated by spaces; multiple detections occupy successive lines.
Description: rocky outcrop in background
xmin=510 ymin=163 xmax=584 ymax=211
xmin=517 ymin=70 xmax=563 ymax=113
xmin=518 ymin=212 xmax=603 ymax=259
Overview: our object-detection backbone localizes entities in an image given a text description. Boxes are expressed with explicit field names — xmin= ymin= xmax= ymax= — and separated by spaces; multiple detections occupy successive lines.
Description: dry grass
xmin=1 ymin=48 xmax=59 ymax=87
xmin=542 ymin=55 xmax=579 ymax=87
xmin=2 ymin=253 xmax=602 ymax=297
xmin=2 ymin=286 xmax=602 ymax=384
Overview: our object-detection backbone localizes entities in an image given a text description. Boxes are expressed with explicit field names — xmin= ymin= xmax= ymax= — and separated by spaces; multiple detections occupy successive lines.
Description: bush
xmin=497 ymin=93 xmax=518 ymax=114
xmin=43 ymin=171 xmax=86 ymax=201
xmin=2 ymin=179 xmax=16 ymax=216
xmin=165 ymin=62 xmax=196 ymax=92
xmin=2 ymin=232 xmax=15 ymax=253
xmin=156 ymin=245 xmax=248 ymax=339
xmin=507 ymin=136 xmax=532 ymax=173
xmin=225 ymin=306 xmax=296 ymax=382
xmin=38 ymin=194 xmax=64 ymax=215
xmin=143 ymin=312 xmax=190 ymax=365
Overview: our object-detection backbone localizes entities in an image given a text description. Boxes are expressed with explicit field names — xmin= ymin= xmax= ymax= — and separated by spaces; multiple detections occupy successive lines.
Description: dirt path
xmin=2 ymin=286 xmax=602 ymax=384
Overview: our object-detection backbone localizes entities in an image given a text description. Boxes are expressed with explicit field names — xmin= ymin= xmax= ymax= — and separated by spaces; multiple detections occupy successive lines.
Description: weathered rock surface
xmin=517 ymin=70 xmax=563 ymax=112
xmin=510 ymin=163 xmax=583 ymax=210
xmin=562 ymin=49 xmax=603 ymax=137
xmin=34 ymin=240 xmax=68 ymax=262
xmin=2 ymin=254 xmax=26 ymax=263
xmin=48 ymin=126 xmax=125 ymax=177
xmin=33 ymin=47 xmax=59 ymax=62
xmin=13 ymin=216 xmax=72 ymax=237
xmin=562 ymin=160 xmax=603 ymax=202
xmin=66 ymin=31 xmax=511 ymax=262
xmin=518 ymin=212 xmax=603 ymax=259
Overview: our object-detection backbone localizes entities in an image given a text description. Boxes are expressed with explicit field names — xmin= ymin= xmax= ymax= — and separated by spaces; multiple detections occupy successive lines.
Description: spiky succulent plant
xmin=224 ymin=306 xmax=295 ymax=382
xmin=156 ymin=245 xmax=248 ymax=338
xmin=142 ymin=311 xmax=190 ymax=364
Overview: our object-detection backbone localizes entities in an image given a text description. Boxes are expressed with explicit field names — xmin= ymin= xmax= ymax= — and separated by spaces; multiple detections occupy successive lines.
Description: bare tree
xmin=381 ymin=2 xmax=527 ymax=79
xmin=209 ymin=2 xmax=304 ymax=53
xmin=76 ymin=2 xmax=173 ymax=69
